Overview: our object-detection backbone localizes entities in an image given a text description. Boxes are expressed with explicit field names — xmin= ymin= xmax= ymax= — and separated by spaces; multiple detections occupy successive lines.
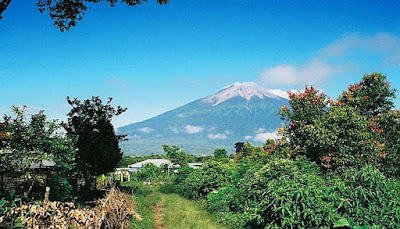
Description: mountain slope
xmin=118 ymin=82 xmax=289 ymax=155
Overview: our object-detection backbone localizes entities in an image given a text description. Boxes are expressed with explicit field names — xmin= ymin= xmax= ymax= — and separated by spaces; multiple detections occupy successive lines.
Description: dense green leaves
xmin=64 ymin=96 xmax=126 ymax=187
xmin=172 ymin=73 xmax=399 ymax=228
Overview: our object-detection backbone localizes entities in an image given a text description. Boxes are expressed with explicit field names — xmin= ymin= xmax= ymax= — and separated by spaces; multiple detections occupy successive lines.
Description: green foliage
xmin=132 ymin=163 xmax=166 ymax=182
xmin=334 ymin=166 xmax=400 ymax=228
xmin=0 ymin=106 xmax=76 ymax=200
xmin=1 ymin=106 xmax=76 ymax=176
xmin=0 ymin=0 xmax=170 ymax=31
xmin=162 ymin=144 xmax=194 ymax=166
xmin=374 ymin=109 xmax=400 ymax=177
xmin=338 ymin=73 xmax=397 ymax=117
xmin=214 ymin=148 xmax=228 ymax=159
xmin=48 ymin=175 xmax=73 ymax=201
xmin=64 ymin=96 xmax=126 ymax=189
xmin=208 ymin=157 xmax=341 ymax=228
xmin=179 ymin=160 xmax=233 ymax=199
xmin=279 ymin=73 xmax=399 ymax=173
xmin=279 ymin=86 xmax=329 ymax=157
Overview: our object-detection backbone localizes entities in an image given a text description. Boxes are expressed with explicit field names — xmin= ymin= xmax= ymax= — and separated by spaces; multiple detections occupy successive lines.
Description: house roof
xmin=188 ymin=163 xmax=203 ymax=168
xmin=128 ymin=159 xmax=173 ymax=168
xmin=116 ymin=167 xmax=136 ymax=172
xmin=30 ymin=160 xmax=56 ymax=169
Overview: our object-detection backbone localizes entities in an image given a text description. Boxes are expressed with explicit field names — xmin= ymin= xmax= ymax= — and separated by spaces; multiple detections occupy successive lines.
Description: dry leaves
xmin=1 ymin=187 xmax=141 ymax=229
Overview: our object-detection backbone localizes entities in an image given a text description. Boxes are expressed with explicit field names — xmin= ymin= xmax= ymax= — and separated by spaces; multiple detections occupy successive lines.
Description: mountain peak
xmin=202 ymin=81 xmax=282 ymax=106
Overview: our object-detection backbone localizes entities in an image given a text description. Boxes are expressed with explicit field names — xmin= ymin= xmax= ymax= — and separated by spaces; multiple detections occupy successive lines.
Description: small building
xmin=128 ymin=159 xmax=173 ymax=171
xmin=115 ymin=168 xmax=136 ymax=182
xmin=188 ymin=163 xmax=203 ymax=169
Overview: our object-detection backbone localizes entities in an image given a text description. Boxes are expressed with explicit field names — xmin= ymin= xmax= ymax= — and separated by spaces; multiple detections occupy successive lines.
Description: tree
xmin=338 ymin=73 xmax=396 ymax=117
xmin=162 ymin=144 xmax=193 ymax=166
xmin=278 ymin=86 xmax=329 ymax=158
xmin=213 ymin=148 xmax=227 ymax=159
xmin=64 ymin=96 xmax=126 ymax=190
xmin=0 ymin=106 xmax=76 ymax=198
xmin=279 ymin=73 xmax=398 ymax=173
xmin=0 ymin=0 xmax=170 ymax=31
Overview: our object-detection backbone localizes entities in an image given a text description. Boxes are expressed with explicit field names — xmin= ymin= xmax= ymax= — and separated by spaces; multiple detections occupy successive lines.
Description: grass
xmin=162 ymin=193 xmax=226 ymax=229
xmin=122 ymin=181 xmax=226 ymax=229
xmin=122 ymin=182 xmax=161 ymax=229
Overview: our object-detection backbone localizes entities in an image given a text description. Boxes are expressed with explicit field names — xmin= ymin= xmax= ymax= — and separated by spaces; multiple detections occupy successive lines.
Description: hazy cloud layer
xmin=245 ymin=128 xmax=279 ymax=142
xmin=208 ymin=133 xmax=228 ymax=140
xmin=138 ymin=127 xmax=154 ymax=133
xmin=184 ymin=125 xmax=204 ymax=134
xmin=260 ymin=60 xmax=339 ymax=87
xmin=322 ymin=33 xmax=400 ymax=64
xmin=259 ymin=32 xmax=400 ymax=87
xmin=253 ymin=132 xmax=279 ymax=142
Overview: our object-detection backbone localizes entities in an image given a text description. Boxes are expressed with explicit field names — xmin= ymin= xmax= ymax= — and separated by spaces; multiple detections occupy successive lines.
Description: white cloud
xmin=171 ymin=128 xmax=179 ymax=133
xmin=267 ymin=89 xmax=298 ymax=99
xmin=253 ymin=132 xmax=279 ymax=142
xmin=260 ymin=59 xmax=338 ymax=87
xmin=255 ymin=128 xmax=266 ymax=133
xmin=138 ymin=127 xmax=154 ymax=133
xmin=184 ymin=125 xmax=204 ymax=134
xmin=244 ymin=135 xmax=253 ymax=140
xmin=259 ymin=32 xmax=400 ymax=88
xmin=208 ymin=133 xmax=228 ymax=140
xmin=322 ymin=33 xmax=400 ymax=65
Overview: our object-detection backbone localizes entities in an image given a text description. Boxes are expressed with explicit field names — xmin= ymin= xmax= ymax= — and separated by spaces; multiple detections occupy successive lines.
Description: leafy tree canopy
xmin=0 ymin=0 xmax=170 ymax=31
xmin=213 ymin=148 xmax=228 ymax=159
xmin=64 ymin=96 xmax=126 ymax=178
xmin=162 ymin=144 xmax=194 ymax=166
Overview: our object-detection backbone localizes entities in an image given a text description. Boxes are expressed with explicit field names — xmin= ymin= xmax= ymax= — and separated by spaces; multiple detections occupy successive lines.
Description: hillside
xmin=118 ymin=82 xmax=289 ymax=155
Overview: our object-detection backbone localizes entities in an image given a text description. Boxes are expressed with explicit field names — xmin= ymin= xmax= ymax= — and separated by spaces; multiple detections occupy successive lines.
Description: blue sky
xmin=1 ymin=0 xmax=400 ymax=127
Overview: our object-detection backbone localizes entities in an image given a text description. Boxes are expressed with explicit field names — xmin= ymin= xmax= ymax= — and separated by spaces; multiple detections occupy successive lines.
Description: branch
xmin=0 ymin=0 xmax=11 ymax=20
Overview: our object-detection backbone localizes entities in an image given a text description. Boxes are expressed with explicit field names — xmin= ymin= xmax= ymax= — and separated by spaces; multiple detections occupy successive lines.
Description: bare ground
xmin=152 ymin=195 xmax=165 ymax=229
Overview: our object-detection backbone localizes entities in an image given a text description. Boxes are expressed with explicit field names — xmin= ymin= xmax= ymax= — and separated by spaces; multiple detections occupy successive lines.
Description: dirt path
xmin=152 ymin=195 xmax=165 ymax=229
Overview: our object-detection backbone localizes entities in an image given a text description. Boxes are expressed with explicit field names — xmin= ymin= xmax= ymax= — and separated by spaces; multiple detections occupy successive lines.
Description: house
xmin=115 ymin=168 xmax=136 ymax=182
xmin=30 ymin=160 xmax=56 ymax=170
xmin=188 ymin=163 xmax=203 ymax=169
xmin=115 ymin=159 xmax=174 ymax=182
xmin=128 ymin=159 xmax=173 ymax=171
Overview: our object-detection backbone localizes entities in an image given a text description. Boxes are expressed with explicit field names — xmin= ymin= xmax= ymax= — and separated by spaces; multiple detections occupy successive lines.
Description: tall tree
xmin=338 ymin=73 xmax=397 ymax=117
xmin=64 ymin=96 xmax=127 ymax=189
xmin=0 ymin=0 xmax=169 ymax=31
xmin=162 ymin=144 xmax=193 ymax=166
xmin=213 ymin=148 xmax=227 ymax=159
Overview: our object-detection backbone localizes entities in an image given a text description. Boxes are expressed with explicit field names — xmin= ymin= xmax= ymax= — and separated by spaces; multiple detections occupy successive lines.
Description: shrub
xmin=335 ymin=166 xmax=400 ymax=228
xmin=132 ymin=163 xmax=166 ymax=182
xmin=181 ymin=160 xmax=233 ymax=199
xmin=207 ymin=157 xmax=341 ymax=228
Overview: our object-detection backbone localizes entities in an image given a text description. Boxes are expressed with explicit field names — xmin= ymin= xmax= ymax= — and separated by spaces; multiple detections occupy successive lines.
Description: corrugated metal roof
xmin=30 ymin=160 xmax=56 ymax=169
xmin=128 ymin=159 xmax=173 ymax=168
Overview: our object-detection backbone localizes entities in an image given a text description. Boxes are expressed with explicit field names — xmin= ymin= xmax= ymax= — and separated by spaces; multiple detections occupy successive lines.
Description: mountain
xmin=118 ymin=82 xmax=289 ymax=155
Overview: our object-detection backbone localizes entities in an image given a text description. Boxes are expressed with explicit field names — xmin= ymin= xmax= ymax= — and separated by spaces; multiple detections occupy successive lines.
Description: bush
xmin=49 ymin=175 xmax=73 ymax=201
xmin=180 ymin=160 xmax=233 ymax=199
xmin=131 ymin=163 xmax=166 ymax=182
xmin=207 ymin=157 xmax=341 ymax=228
xmin=334 ymin=166 xmax=400 ymax=228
